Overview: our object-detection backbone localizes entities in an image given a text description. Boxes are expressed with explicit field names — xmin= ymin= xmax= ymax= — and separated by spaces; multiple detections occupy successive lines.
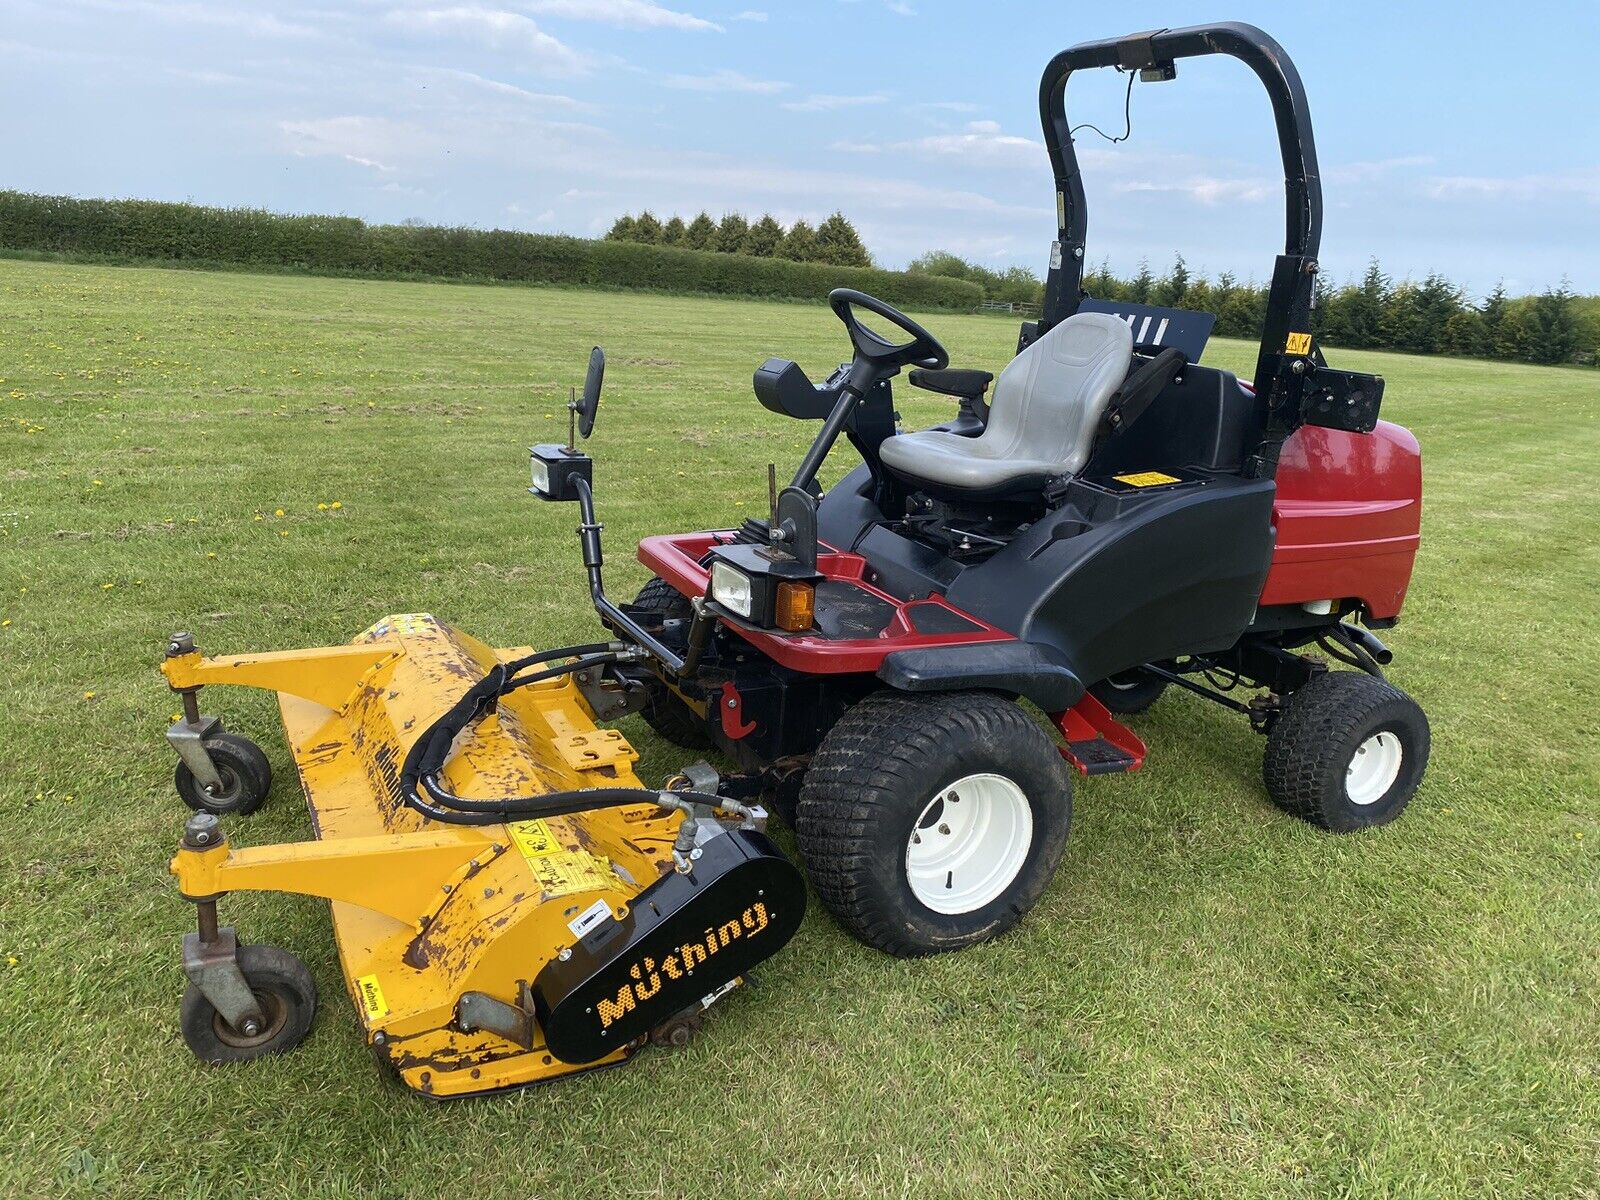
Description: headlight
xmin=709 ymin=560 xmax=754 ymax=618
xmin=529 ymin=456 xmax=551 ymax=495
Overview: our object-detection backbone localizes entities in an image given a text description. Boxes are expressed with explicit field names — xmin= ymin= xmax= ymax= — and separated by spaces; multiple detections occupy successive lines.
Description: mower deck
xmin=166 ymin=614 xmax=685 ymax=1097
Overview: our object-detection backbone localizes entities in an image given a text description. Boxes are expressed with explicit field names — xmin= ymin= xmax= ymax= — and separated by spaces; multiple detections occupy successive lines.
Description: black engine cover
xmin=532 ymin=828 xmax=804 ymax=1064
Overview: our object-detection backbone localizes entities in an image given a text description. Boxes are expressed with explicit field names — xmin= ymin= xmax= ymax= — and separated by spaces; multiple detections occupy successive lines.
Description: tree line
xmin=606 ymin=211 xmax=872 ymax=268
xmin=910 ymin=250 xmax=1595 ymax=366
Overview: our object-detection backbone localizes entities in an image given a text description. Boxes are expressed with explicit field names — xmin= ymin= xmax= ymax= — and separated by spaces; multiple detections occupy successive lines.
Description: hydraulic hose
xmin=398 ymin=648 xmax=724 ymax=826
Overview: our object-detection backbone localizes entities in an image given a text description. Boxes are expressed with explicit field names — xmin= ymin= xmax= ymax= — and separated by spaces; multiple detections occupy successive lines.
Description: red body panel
xmin=637 ymin=532 xmax=1014 ymax=675
xmin=1262 ymin=420 xmax=1422 ymax=619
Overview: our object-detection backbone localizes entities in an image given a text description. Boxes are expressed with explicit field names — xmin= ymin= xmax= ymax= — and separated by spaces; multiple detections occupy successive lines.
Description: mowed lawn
xmin=0 ymin=258 xmax=1596 ymax=1199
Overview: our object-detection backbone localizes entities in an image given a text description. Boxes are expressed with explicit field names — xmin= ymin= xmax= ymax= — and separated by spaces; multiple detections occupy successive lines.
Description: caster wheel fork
xmin=176 ymin=814 xmax=317 ymax=1065
xmin=164 ymin=632 xmax=273 ymax=816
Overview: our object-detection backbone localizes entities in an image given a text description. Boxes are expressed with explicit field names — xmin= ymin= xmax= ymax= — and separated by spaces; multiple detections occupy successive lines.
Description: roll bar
xmin=1036 ymin=22 xmax=1323 ymax=332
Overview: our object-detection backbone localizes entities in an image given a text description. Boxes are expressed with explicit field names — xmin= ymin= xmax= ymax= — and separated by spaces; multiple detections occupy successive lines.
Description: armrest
xmin=908 ymin=367 xmax=994 ymax=400
xmin=1101 ymin=347 xmax=1187 ymax=434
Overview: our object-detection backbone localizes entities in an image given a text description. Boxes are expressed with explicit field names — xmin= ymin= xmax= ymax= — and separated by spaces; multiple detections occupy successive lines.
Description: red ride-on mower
xmin=541 ymin=21 xmax=1427 ymax=956
xmin=155 ymin=22 xmax=1426 ymax=1094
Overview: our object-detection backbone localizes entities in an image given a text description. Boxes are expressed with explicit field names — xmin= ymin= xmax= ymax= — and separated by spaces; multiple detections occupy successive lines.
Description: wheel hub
xmin=212 ymin=988 xmax=286 ymax=1049
xmin=905 ymin=773 xmax=1033 ymax=915
xmin=1345 ymin=731 xmax=1403 ymax=805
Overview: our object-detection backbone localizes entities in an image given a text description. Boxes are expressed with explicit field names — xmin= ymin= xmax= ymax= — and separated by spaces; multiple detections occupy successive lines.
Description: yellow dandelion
xmin=92 ymin=479 xmax=103 ymax=487
xmin=101 ymin=582 xmax=114 ymax=590
xmin=1 ymin=619 xmax=10 ymax=628
xmin=330 ymin=501 xmax=342 ymax=510
xmin=206 ymin=552 xmax=216 ymax=559
xmin=317 ymin=503 xmax=329 ymax=511
xmin=274 ymin=508 xmax=285 ymax=517
xmin=83 ymin=691 xmax=96 ymax=700
xmin=279 ymin=530 xmax=290 ymax=538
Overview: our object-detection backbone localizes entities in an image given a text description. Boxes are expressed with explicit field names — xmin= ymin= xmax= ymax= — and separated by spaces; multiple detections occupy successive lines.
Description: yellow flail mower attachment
xmin=161 ymin=613 xmax=803 ymax=1098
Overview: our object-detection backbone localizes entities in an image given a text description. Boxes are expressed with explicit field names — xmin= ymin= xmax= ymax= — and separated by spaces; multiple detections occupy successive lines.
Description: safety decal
xmin=530 ymin=850 xmax=612 ymax=898
xmin=1114 ymin=471 xmax=1182 ymax=488
xmin=356 ymin=974 xmax=389 ymax=1021
xmin=508 ymin=818 xmax=562 ymax=859
xmin=567 ymin=897 xmax=614 ymax=940
xmin=1285 ymin=331 xmax=1312 ymax=355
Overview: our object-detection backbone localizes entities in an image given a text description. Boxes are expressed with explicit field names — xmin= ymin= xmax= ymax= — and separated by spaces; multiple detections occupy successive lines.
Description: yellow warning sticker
xmin=1114 ymin=471 xmax=1182 ymax=488
xmin=507 ymin=818 xmax=562 ymax=859
xmin=356 ymin=974 xmax=389 ymax=1021
xmin=528 ymin=851 xmax=612 ymax=898
xmin=1285 ymin=331 xmax=1312 ymax=355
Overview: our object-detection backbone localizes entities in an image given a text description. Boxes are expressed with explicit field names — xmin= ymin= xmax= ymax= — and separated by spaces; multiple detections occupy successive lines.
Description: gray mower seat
xmin=878 ymin=312 xmax=1134 ymax=497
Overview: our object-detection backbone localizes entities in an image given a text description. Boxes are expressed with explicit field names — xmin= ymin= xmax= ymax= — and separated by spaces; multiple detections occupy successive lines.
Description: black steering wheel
xmin=829 ymin=288 xmax=950 ymax=375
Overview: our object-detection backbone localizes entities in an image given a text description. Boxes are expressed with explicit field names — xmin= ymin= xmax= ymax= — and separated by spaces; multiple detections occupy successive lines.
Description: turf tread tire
xmin=796 ymin=690 xmax=1072 ymax=957
xmin=632 ymin=577 xmax=712 ymax=750
xmin=1090 ymin=670 xmax=1168 ymax=714
xmin=1262 ymin=671 xmax=1429 ymax=832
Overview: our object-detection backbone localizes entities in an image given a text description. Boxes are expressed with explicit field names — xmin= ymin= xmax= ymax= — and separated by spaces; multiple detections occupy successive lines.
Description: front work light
xmin=709 ymin=560 xmax=755 ymax=619
xmin=527 ymin=444 xmax=593 ymax=502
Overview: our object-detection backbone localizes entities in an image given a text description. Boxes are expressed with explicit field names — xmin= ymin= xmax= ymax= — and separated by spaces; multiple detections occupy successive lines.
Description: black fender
xmin=877 ymin=641 xmax=1084 ymax=712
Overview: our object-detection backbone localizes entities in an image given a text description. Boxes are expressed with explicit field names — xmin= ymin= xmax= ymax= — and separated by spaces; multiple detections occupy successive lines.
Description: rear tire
xmin=1263 ymin=671 xmax=1429 ymax=832
xmin=796 ymin=690 xmax=1073 ymax=957
xmin=1090 ymin=669 xmax=1168 ymax=714
xmin=632 ymin=577 xmax=711 ymax=750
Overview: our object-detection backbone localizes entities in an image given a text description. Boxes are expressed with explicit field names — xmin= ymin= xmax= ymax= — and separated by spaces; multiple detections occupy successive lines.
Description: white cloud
xmin=732 ymin=9 xmax=767 ymax=20
xmin=414 ymin=66 xmax=585 ymax=109
xmin=63 ymin=0 xmax=317 ymax=38
xmin=885 ymin=0 xmax=915 ymax=13
xmin=519 ymin=0 xmax=721 ymax=32
xmin=385 ymin=7 xmax=588 ymax=75
xmin=841 ymin=120 xmax=1040 ymax=168
xmin=1425 ymin=168 xmax=1600 ymax=203
xmin=1115 ymin=176 xmax=1275 ymax=205
xmin=661 ymin=68 xmax=787 ymax=92
xmin=781 ymin=93 xmax=887 ymax=113
xmin=279 ymin=116 xmax=408 ymax=172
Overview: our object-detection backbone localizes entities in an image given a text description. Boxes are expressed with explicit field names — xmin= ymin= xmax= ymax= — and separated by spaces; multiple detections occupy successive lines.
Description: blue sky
xmin=3 ymin=0 xmax=1597 ymax=294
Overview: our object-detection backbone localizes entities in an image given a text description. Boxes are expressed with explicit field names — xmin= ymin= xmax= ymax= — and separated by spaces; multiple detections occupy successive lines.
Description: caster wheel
xmin=175 ymin=732 xmax=272 ymax=816
xmin=180 ymin=944 xmax=317 ymax=1064
xmin=649 ymin=1007 xmax=704 ymax=1049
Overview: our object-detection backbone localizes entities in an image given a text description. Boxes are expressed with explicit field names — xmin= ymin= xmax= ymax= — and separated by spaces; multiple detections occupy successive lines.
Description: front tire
xmin=631 ymin=577 xmax=711 ymax=750
xmin=1263 ymin=671 xmax=1430 ymax=832
xmin=796 ymin=690 xmax=1073 ymax=957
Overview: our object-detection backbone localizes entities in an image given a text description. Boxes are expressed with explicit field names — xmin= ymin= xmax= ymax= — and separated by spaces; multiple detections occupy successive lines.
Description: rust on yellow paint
xmin=166 ymin=613 xmax=679 ymax=1097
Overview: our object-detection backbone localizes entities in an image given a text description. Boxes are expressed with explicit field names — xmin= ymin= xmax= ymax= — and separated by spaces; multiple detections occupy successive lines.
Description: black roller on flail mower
xmin=159 ymin=22 xmax=1427 ymax=1096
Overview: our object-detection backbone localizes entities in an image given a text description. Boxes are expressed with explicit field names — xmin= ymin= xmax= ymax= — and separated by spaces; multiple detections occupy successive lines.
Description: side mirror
xmin=575 ymin=346 xmax=604 ymax=439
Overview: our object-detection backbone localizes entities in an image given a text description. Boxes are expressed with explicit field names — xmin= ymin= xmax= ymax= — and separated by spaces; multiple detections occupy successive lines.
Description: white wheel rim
xmin=1346 ymin=731 xmax=1403 ymax=805
xmin=905 ymin=773 xmax=1033 ymax=914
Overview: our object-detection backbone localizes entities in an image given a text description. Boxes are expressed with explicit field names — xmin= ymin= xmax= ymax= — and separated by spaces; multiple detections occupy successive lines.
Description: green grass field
xmin=1 ymin=259 xmax=1596 ymax=1199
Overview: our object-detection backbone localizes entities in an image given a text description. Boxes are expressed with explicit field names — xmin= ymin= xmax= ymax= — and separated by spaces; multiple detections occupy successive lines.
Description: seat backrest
xmin=980 ymin=312 xmax=1133 ymax=475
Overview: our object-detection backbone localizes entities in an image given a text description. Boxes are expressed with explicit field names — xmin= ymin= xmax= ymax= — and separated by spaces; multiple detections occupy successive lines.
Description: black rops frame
xmin=1034 ymin=22 xmax=1379 ymax=477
